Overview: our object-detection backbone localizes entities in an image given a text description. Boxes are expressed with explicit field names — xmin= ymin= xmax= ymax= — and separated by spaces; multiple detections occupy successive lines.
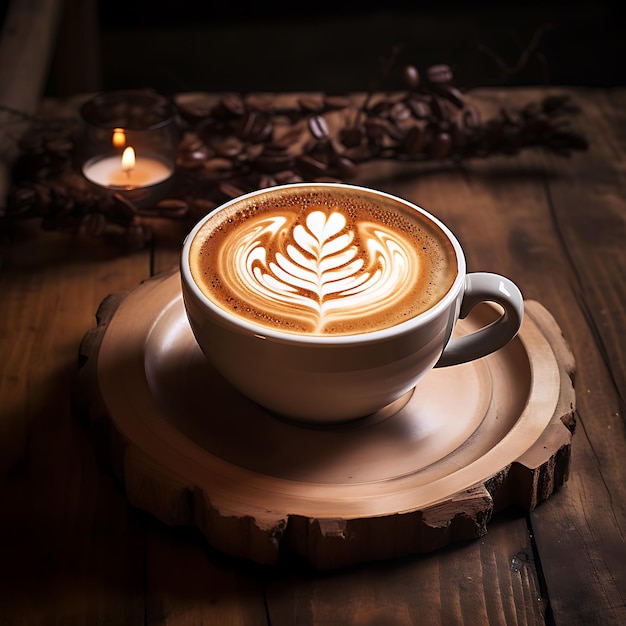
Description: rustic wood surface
xmin=1 ymin=87 xmax=624 ymax=625
xmin=76 ymin=267 xmax=575 ymax=570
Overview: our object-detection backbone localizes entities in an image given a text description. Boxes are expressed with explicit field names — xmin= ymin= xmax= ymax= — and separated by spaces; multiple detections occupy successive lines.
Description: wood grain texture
xmin=0 ymin=229 xmax=152 ymax=623
xmin=1 ymin=87 xmax=624 ymax=626
xmin=75 ymin=267 xmax=575 ymax=570
xmin=527 ymin=88 xmax=626 ymax=626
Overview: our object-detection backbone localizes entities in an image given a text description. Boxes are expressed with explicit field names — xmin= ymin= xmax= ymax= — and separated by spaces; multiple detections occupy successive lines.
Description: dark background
xmin=6 ymin=0 xmax=622 ymax=97
xmin=94 ymin=0 xmax=623 ymax=94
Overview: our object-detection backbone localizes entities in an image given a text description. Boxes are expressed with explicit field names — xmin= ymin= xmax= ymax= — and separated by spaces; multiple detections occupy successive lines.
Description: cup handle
xmin=435 ymin=272 xmax=524 ymax=368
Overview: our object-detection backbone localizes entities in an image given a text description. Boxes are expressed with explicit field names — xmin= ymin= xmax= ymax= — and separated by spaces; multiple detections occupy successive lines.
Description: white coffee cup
xmin=180 ymin=183 xmax=523 ymax=424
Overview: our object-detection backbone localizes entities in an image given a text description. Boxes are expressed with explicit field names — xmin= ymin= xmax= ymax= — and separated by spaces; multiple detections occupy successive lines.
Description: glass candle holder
xmin=78 ymin=90 xmax=178 ymax=206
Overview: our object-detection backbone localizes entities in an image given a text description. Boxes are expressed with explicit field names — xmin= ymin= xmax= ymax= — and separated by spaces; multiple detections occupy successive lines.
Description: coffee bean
xmin=283 ymin=172 xmax=304 ymax=184
xmin=249 ymin=118 xmax=273 ymax=143
xmin=157 ymin=198 xmax=189 ymax=218
xmin=203 ymin=157 xmax=234 ymax=174
xmin=298 ymin=95 xmax=325 ymax=113
xmin=440 ymin=86 xmax=464 ymax=109
xmin=370 ymin=100 xmax=390 ymax=117
xmin=463 ymin=106 xmax=481 ymax=129
xmin=384 ymin=119 xmax=406 ymax=142
xmin=258 ymin=174 xmax=277 ymax=188
xmin=429 ymin=132 xmax=452 ymax=158
xmin=11 ymin=187 xmax=37 ymax=212
xmin=177 ymin=157 xmax=201 ymax=170
xmin=325 ymin=95 xmax=352 ymax=109
xmin=402 ymin=65 xmax=420 ymax=91
xmin=340 ymin=127 xmax=364 ymax=148
xmin=179 ymin=132 xmax=204 ymax=151
xmin=45 ymin=138 xmax=74 ymax=154
xmin=256 ymin=152 xmax=294 ymax=173
xmin=236 ymin=110 xmax=258 ymax=139
xmin=402 ymin=125 xmax=425 ymax=154
xmin=274 ymin=124 xmax=304 ymax=150
xmin=364 ymin=117 xmax=387 ymax=140
xmin=427 ymin=64 xmax=453 ymax=85
xmin=213 ymin=137 xmax=244 ymax=158
xmin=296 ymin=154 xmax=328 ymax=176
xmin=274 ymin=170 xmax=298 ymax=184
xmin=245 ymin=144 xmax=265 ymax=161
xmin=62 ymin=172 xmax=90 ymax=197
xmin=81 ymin=211 xmax=106 ymax=237
xmin=390 ymin=102 xmax=411 ymax=122
xmin=217 ymin=94 xmax=245 ymax=117
xmin=308 ymin=115 xmax=330 ymax=140
xmin=429 ymin=96 xmax=450 ymax=122
xmin=335 ymin=156 xmax=358 ymax=179
xmin=327 ymin=138 xmax=345 ymax=157
xmin=186 ymin=147 xmax=213 ymax=164
xmin=219 ymin=182 xmax=246 ymax=199
xmin=500 ymin=107 xmax=522 ymax=126
xmin=407 ymin=97 xmax=431 ymax=119
xmin=7 ymin=65 xmax=588 ymax=252
xmin=242 ymin=94 xmax=271 ymax=112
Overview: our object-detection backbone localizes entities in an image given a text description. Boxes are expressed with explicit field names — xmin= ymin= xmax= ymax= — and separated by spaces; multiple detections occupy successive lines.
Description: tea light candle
xmin=83 ymin=146 xmax=173 ymax=190
xmin=77 ymin=90 xmax=178 ymax=204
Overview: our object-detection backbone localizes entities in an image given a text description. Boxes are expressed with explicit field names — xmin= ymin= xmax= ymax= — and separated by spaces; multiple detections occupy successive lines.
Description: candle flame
xmin=112 ymin=128 xmax=126 ymax=148
xmin=121 ymin=146 xmax=136 ymax=172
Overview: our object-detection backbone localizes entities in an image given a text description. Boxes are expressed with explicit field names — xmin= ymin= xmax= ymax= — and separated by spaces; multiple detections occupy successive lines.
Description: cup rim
xmin=181 ymin=182 xmax=466 ymax=346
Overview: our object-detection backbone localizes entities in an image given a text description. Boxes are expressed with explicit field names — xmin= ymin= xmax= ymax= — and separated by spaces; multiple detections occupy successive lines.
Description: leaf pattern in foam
xmin=229 ymin=209 xmax=418 ymax=333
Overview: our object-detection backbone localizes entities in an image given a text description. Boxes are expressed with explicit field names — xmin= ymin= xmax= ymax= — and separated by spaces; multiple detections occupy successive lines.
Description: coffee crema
xmin=189 ymin=187 xmax=457 ymax=335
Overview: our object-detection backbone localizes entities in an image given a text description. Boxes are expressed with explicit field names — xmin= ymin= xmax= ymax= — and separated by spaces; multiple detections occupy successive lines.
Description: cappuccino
xmin=188 ymin=186 xmax=457 ymax=336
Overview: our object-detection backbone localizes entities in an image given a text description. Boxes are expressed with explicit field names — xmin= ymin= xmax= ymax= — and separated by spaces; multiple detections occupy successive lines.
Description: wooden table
xmin=0 ymin=87 xmax=624 ymax=625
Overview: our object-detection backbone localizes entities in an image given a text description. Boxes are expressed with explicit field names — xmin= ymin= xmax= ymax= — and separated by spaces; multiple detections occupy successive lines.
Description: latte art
xmin=190 ymin=188 xmax=457 ymax=335
xmin=227 ymin=209 xmax=418 ymax=333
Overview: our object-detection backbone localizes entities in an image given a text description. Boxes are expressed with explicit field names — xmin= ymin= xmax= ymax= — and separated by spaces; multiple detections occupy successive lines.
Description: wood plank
xmin=0 ymin=220 xmax=152 ymax=624
xmin=528 ymin=88 xmax=626 ymax=626
xmin=266 ymin=512 xmax=547 ymax=625
xmin=144 ymin=521 xmax=269 ymax=625
xmin=543 ymin=88 xmax=625 ymax=398
xmin=422 ymin=87 xmax=626 ymax=626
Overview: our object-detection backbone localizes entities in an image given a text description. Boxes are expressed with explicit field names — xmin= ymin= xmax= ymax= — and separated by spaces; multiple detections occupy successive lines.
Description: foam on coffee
xmin=189 ymin=187 xmax=457 ymax=335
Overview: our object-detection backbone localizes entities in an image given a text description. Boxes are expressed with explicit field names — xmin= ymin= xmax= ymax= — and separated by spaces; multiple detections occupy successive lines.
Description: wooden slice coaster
xmin=76 ymin=268 xmax=576 ymax=569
